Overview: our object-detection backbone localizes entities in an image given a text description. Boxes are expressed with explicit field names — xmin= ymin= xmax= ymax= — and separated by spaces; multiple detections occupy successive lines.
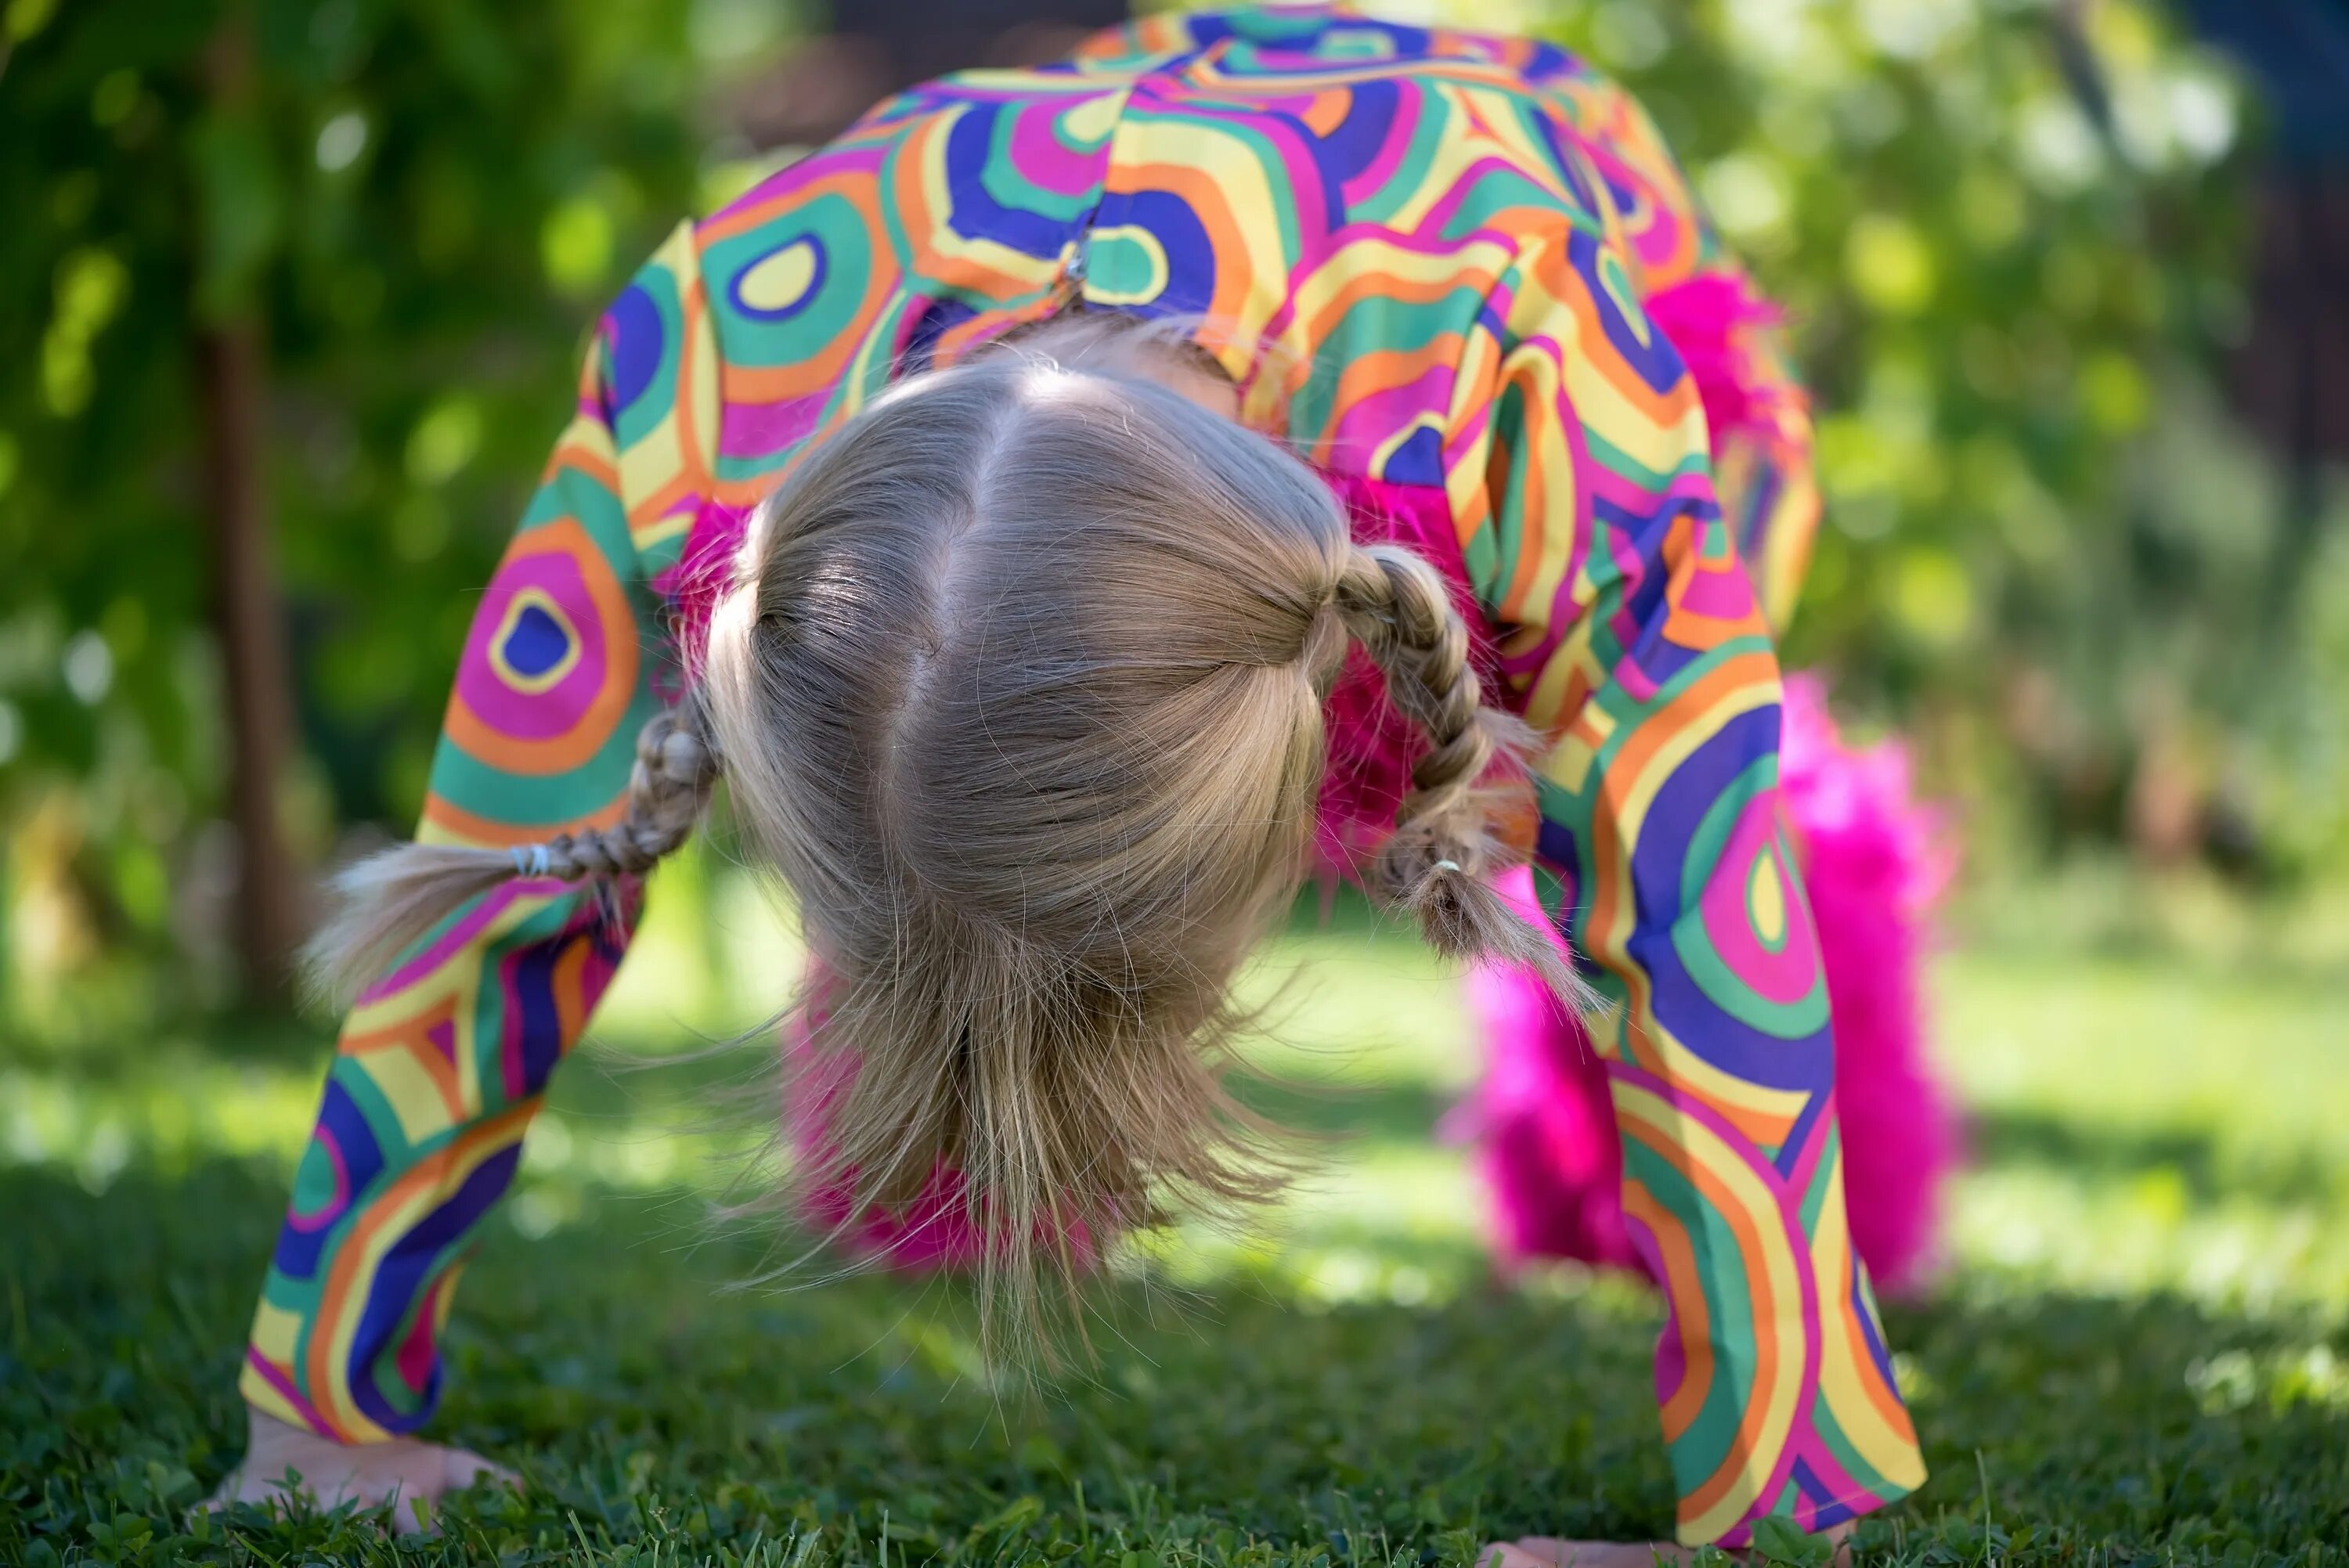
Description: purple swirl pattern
xmin=246 ymin=9 xmax=1918 ymax=1545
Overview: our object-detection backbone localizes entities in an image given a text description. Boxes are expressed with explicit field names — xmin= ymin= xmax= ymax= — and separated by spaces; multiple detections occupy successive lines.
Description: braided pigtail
xmin=303 ymin=702 xmax=723 ymax=1006
xmin=1330 ymin=543 xmax=1600 ymax=1013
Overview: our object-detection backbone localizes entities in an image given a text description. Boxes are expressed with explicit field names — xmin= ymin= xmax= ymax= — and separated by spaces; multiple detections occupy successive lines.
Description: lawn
xmin=4 ymin=873 xmax=2347 ymax=1566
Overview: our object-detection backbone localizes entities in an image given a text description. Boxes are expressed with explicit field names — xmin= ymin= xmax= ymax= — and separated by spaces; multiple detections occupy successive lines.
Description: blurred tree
xmin=1506 ymin=0 xmax=2260 ymax=871
xmin=194 ymin=11 xmax=306 ymax=1000
xmin=0 ymin=0 xmax=790 ymax=1009
xmin=2181 ymin=0 xmax=2349 ymax=663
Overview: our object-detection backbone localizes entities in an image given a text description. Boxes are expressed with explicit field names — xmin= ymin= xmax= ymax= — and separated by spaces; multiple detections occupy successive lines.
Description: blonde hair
xmin=313 ymin=319 xmax=1590 ymax=1345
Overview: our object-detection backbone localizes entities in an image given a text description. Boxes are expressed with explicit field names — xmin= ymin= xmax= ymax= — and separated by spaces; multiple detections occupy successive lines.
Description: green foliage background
xmin=1 ymin=0 xmax=2330 ymax=1008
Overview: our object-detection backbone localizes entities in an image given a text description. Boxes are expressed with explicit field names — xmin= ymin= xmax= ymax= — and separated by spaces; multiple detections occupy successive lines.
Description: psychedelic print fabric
xmin=245 ymin=7 xmax=1921 ymax=1545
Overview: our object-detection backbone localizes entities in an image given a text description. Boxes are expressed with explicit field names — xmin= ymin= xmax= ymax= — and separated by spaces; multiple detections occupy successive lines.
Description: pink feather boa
xmin=782 ymin=997 xmax=1100 ymax=1271
xmin=1643 ymin=269 xmax=1787 ymax=452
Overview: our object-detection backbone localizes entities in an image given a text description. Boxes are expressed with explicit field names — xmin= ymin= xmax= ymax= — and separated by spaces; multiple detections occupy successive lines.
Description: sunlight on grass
xmin=1934 ymin=949 xmax=2349 ymax=1310
xmin=6 ymin=862 xmax=2347 ymax=1324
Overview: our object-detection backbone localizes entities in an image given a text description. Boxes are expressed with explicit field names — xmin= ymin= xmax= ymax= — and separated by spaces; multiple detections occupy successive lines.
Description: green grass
xmin=5 ymin=881 xmax=2347 ymax=1565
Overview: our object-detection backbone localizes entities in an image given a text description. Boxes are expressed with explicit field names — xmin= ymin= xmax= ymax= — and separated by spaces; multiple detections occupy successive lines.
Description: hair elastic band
xmin=1433 ymin=859 xmax=1462 ymax=874
xmin=511 ymin=843 xmax=552 ymax=878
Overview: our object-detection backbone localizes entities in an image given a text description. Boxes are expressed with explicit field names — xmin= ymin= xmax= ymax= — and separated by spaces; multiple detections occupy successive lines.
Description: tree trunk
xmin=2256 ymin=168 xmax=2338 ymax=655
xmin=197 ymin=315 xmax=302 ymax=1005
xmin=194 ymin=9 xmax=303 ymax=1007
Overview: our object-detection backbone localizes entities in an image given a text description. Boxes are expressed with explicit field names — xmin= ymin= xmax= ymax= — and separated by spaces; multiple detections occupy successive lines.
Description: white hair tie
xmin=511 ymin=843 xmax=552 ymax=878
xmin=1433 ymin=859 xmax=1462 ymax=874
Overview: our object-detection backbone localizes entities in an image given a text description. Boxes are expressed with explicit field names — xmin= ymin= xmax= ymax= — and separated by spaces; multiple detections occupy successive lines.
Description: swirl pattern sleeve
xmin=240 ymin=224 xmax=713 ymax=1441
xmin=1448 ymin=227 xmax=1927 ymax=1546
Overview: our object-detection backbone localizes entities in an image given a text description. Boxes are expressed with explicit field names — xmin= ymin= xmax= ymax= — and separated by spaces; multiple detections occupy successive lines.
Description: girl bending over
xmin=221 ymin=9 xmax=1952 ymax=1559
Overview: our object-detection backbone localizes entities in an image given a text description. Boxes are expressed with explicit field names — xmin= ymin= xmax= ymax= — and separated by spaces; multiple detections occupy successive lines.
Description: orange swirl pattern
xmin=246 ymin=7 xmax=1918 ymax=1545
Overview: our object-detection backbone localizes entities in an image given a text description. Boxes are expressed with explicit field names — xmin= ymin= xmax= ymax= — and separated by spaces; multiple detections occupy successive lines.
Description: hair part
xmin=702 ymin=334 xmax=1593 ymax=1350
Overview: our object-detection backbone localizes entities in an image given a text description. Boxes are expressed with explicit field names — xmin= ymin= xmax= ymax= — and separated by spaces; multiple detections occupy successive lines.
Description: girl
xmin=218 ymin=7 xmax=1954 ymax=1557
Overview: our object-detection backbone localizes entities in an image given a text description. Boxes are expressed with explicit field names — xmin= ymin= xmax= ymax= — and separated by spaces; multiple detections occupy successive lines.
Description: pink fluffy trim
xmin=784 ymin=1007 xmax=989 ymax=1269
xmin=784 ymin=984 xmax=1098 ymax=1272
xmin=1643 ymin=269 xmax=1785 ymax=460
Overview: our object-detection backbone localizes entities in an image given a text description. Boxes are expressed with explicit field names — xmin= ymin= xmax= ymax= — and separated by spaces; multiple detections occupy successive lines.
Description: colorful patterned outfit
xmin=244 ymin=6 xmax=1925 ymax=1545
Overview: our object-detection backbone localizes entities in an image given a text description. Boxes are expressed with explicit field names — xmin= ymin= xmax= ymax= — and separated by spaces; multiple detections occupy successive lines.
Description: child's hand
xmin=1481 ymin=1543 xmax=1694 ymax=1568
xmin=1479 ymin=1521 xmax=1853 ymax=1568
xmin=206 ymin=1405 xmax=518 ymax=1534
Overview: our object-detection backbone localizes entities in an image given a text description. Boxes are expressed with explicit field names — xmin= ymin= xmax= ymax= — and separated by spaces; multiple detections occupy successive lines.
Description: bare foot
xmin=1480 ymin=1522 xmax=1853 ymax=1568
xmin=205 ymin=1406 xmax=519 ymax=1534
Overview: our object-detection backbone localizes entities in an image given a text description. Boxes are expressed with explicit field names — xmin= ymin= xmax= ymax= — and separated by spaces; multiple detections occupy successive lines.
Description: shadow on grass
xmin=5 ymin=1155 xmax=2344 ymax=1566
xmin=1232 ymin=1075 xmax=1456 ymax=1147
xmin=535 ymin=1036 xmax=1464 ymax=1153
xmin=1965 ymin=1105 xmax=2347 ymax=1207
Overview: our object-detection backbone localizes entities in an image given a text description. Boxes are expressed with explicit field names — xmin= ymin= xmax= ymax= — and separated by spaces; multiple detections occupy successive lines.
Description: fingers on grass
xmin=1477 ymin=1542 xmax=1569 ymax=1568
xmin=442 ymin=1447 xmax=522 ymax=1493
xmin=1499 ymin=1540 xmax=1691 ymax=1568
